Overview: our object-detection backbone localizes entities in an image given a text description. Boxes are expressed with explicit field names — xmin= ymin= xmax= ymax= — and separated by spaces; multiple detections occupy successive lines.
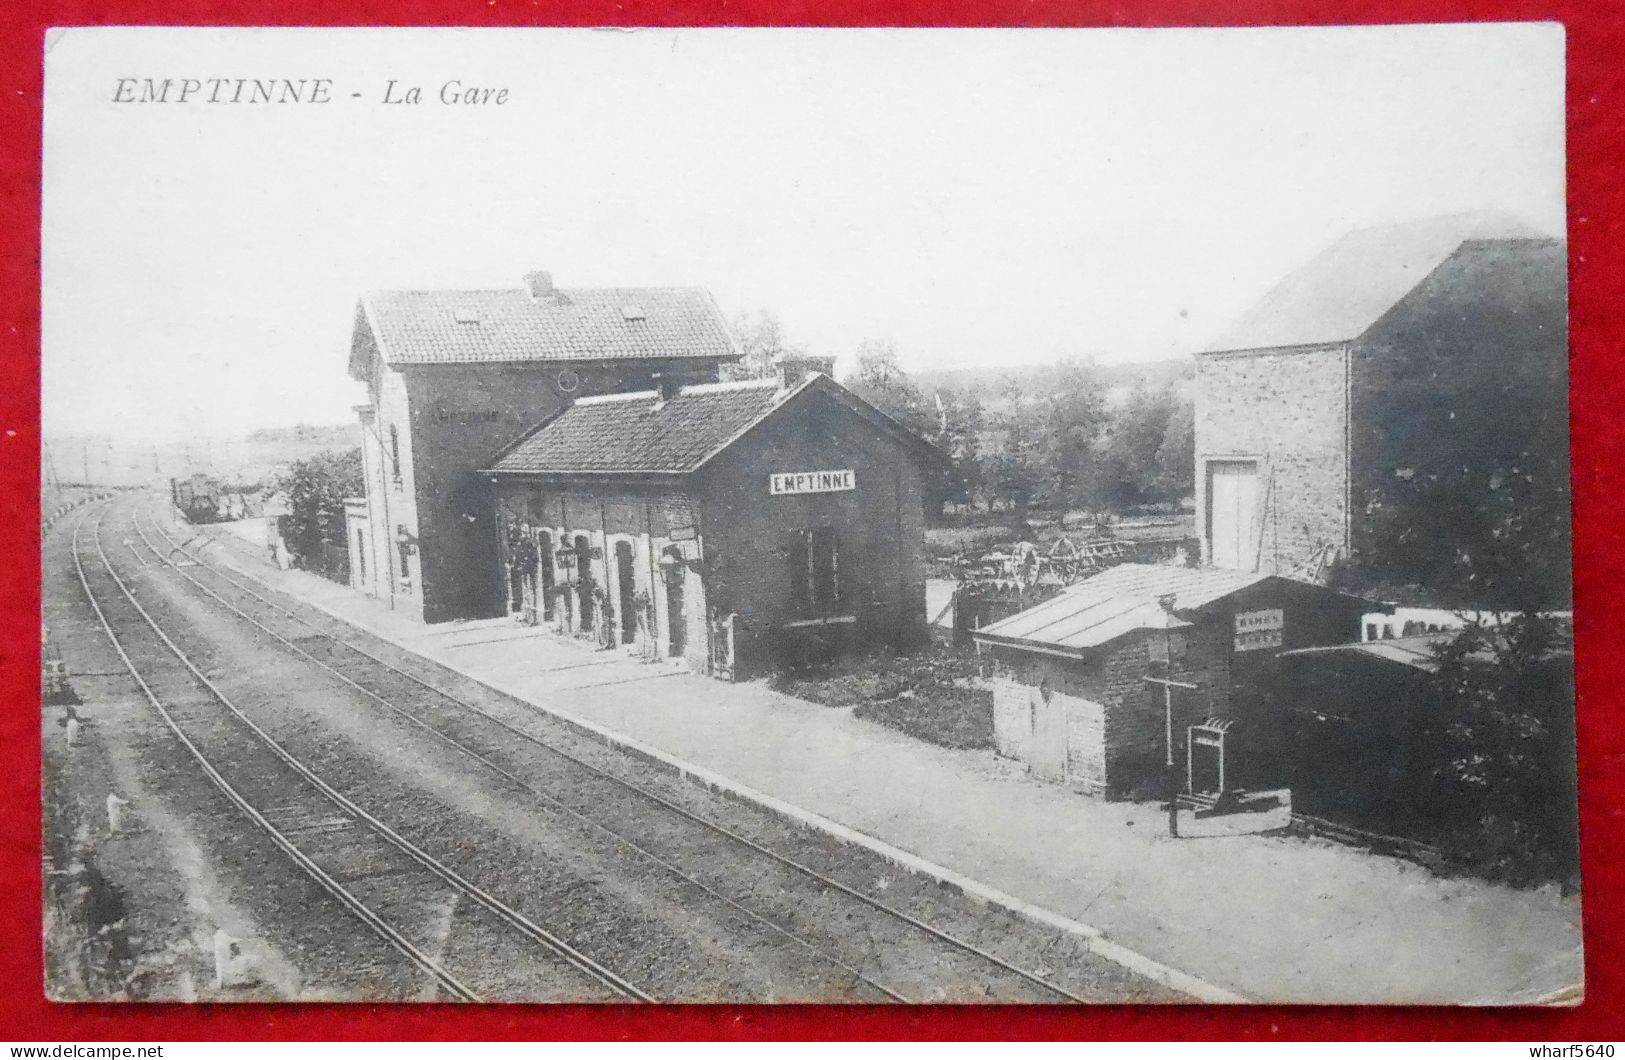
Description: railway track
xmin=70 ymin=503 xmax=650 ymax=1002
xmin=130 ymin=497 xmax=1097 ymax=1003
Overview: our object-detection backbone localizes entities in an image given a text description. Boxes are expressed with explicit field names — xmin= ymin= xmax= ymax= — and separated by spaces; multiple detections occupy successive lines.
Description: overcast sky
xmin=41 ymin=23 xmax=1565 ymax=442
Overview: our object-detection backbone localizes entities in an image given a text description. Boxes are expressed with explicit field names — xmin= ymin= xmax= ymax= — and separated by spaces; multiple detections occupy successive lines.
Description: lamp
xmin=1139 ymin=595 xmax=1196 ymax=838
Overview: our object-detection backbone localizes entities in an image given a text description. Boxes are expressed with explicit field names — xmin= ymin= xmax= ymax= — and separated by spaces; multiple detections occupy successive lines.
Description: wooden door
xmin=1208 ymin=460 xmax=1260 ymax=570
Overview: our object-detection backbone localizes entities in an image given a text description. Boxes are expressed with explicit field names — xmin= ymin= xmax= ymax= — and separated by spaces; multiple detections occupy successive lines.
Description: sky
xmin=41 ymin=24 xmax=1566 ymax=443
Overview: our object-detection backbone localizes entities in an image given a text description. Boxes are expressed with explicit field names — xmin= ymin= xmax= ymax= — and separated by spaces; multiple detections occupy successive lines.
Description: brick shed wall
xmin=988 ymin=652 xmax=1112 ymax=794
xmin=1097 ymin=635 xmax=1225 ymax=797
xmin=1195 ymin=346 xmax=1350 ymax=579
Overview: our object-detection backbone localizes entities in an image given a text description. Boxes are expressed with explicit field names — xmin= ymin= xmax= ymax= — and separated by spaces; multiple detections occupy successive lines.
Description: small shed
xmin=972 ymin=563 xmax=1371 ymax=798
xmin=1279 ymin=632 xmax=1576 ymax=852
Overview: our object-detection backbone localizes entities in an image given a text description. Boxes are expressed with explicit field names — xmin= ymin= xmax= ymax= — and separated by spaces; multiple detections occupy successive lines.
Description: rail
xmin=137 ymin=499 xmax=1089 ymax=1003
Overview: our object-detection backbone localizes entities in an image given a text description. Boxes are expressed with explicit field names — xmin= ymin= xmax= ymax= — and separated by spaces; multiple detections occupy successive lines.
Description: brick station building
xmin=1195 ymin=212 xmax=1568 ymax=580
xmin=973 ymin=564 xmax=1369 ymax=799
xmin=482 ymin=365 xmax=949 ymax=678
xmin=345 ymin=271 xmax=739 ymax=622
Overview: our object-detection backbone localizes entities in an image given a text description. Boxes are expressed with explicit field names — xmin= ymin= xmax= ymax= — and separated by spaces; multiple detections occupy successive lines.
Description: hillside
xmin=913 ymin=357 xmax=1192 ymax=399
xmin=44 ymin=422 xmax=358 ymax=490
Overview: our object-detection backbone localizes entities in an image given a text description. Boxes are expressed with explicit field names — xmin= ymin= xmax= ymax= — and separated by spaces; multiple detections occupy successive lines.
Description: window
xmin=787 ymin=528 xmax=841 ymax=617
xmin=355 ymin=529 xmax=366 ymax=582
xmin=388 ymin=425 xmax=402 ymax=485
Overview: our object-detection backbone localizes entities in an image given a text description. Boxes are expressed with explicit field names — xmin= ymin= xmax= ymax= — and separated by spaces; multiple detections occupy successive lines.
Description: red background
xmin=2 ymin=0 xmax=1620 ymax=1041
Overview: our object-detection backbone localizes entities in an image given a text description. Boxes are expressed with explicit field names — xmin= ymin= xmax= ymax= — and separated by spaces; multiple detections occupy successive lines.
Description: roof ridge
xmin=678 ymin=377 xmax=783 ymax=395
xmin=573 ymin=389 xmax=658 ymax=406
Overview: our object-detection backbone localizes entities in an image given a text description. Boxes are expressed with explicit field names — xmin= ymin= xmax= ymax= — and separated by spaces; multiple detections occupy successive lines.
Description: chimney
xmin=779 ymin=355 xmax=837 ymax=388
xmin=653 ymin=371 xmax=684 ymax=404
xmin=523 ymin=270 xmax=554 ymax=299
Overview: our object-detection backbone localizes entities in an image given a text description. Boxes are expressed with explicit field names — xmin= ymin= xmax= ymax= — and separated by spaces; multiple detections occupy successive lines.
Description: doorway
xmin=574 ymin=533 xmax=595 ymax=630
xmin=1206 ymin=460 xmax=1260 ymax=571
xmin=662 ymin=546 xmax=686 ymax=657
xmin=538 ymin=530 xmax=555 ymax=620
xmin=615 ymin=540 xmax=637 ymax=644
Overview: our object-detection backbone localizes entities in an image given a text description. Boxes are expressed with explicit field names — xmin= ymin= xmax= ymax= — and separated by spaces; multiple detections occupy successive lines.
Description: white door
xmin=1208 ymin=461 xmax=1260 ymax=570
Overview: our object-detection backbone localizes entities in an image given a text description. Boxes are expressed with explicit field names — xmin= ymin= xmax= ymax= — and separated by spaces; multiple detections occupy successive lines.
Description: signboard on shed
xmin=1234 ymin=608 xmax=1284 ymax=652
xmin=769 ymin=469 xmax=855 ymax=496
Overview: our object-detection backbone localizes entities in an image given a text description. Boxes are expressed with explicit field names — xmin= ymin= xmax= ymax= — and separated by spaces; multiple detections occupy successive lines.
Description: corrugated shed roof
xmin=487 ymin=378 xmax=792 ymax=475
xmin=1204 ymin=212 xmax=1553 ymax=353
xmin=1282 ymin=623 xmax=1574 ymax=673
xmin=974 ymin=563 xmax=1271 ymax=655
xmin=360 ymin=285 xmax=738 ymax=366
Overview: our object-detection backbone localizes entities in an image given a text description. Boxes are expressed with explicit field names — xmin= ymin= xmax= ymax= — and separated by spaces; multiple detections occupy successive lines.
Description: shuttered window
xmin=786 ymin=528 xmax=841 ymax=617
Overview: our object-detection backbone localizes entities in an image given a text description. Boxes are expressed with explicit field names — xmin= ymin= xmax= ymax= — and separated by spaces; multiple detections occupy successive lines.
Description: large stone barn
xmin=482 ymin=366 xmax=949 ymax=679
xmin=347 ymin=271 xmax=740 ymax=622
xmin=1195 ymin=212 xmax=1568 ymax=582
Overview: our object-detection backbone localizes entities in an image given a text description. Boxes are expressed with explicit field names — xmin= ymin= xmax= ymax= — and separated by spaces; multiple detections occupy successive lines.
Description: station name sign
xmin=1233 ymin=608 xmax=1284 ymax=652
xmin=769 ymin=469 xmax=856 ymax=496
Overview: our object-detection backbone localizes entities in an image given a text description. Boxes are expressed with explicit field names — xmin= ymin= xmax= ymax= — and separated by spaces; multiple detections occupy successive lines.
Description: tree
xmin=1334 ymin=460 xmax=1572 ymax=611
xmin=277 ymin=447 xmax=363 ymax=570
xmin=1039 ymin=360 xmax=1110 ymax=515
xmin=1096 ymin=383 xmax=1187 ymax=510
xmin=1333 ymin=338 xmax=1572 ymax=610
xmin=723 ymin=310 xmax=805 ymax=381
xmin=843 ymin=338 xmax=938 ymax=439
xmin=1153 ymin=394 xmax=1195 ymax=499
xmin=934 ymin=386 xmax=986 ymax=510
xmin=986 ymin=375 xmax=1044 ymax=524
xmin=1429 ymin=613 xmax=1578 ymax=887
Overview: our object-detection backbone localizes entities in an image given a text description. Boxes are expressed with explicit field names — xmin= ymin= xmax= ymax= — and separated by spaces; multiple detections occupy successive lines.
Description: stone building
xmin=973 ymin=564 xmax=1369 ymax=798
xmin=346 ymin=271 xmax=739 ymax=622
xmin=483 ymin=366 xmax=948 ymax=678
xmin=1195 ymin=212 xmax=1568 ymax=581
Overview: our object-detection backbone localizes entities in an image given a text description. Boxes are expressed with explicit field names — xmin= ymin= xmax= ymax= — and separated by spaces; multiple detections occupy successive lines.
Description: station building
xmin=345 ymin=271 xmax=739 ymax=622
xmin=482 ymin=364 xmax=949 ymax=679
xmin=1195 ymin=212 xmax=1568 ymax=580
xmin=973 ymin=564 xmax=1370 ymax=799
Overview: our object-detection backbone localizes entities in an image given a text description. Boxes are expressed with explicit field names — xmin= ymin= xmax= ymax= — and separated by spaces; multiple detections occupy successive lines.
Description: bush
xmin=277 ymin=448 xmax=363 ymax=570
xmin=1430 ymin=615 xmax=1579 ymax=888
xmin=853 ymin=686 xmax=993 ymax=751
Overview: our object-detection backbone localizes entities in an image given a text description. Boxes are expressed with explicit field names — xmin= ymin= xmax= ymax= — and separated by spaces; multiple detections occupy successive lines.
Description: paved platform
xmin=184 ymin=513 xmax=1581 ymax=1005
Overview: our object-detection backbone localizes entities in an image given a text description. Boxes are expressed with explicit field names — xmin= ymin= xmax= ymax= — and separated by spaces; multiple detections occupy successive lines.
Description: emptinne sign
xmin=770 ymin=469 xmax=855 ymax=496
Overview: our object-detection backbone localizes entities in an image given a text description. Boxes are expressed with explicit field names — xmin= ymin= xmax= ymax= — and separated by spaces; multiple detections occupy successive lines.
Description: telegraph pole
xmin=1144 ymin=674 xmax=1199 ymax=837
xmin=43 ymin=443 xmax=61 ymax=492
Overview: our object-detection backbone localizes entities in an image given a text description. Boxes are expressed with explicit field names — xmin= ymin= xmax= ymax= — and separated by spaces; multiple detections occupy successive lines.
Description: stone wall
xmin=1194 ymin=345 xmax=1349 ymax=579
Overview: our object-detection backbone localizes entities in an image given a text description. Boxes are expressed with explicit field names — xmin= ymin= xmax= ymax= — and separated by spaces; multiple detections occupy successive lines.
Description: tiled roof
xmin=487 ymin=377 xmax=793 ymax=476
xmin=1205 ymin=212 xmax=1555 ymax=353
xmin=974 ymin=563 xmax=1274 ymax=655
xmin=360 ymin=285 xmax=738 ymax=366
